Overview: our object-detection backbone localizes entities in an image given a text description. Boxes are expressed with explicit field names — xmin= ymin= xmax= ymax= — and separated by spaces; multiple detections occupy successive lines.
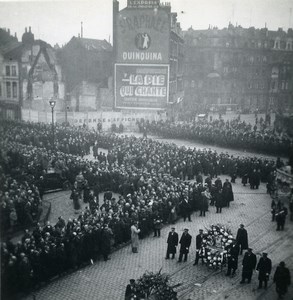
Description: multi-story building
xmin=113 ymin=0 xmax=184 ymax=117
xmin=0 ymin=27 xmax=65 ymax=122
xmin=58 ymin=36 xmax=113 ymax=112
xmin=0 ymin=28 xmax=21 ymax=120
xmin=183 ymin=24 xmax=293 ymax=115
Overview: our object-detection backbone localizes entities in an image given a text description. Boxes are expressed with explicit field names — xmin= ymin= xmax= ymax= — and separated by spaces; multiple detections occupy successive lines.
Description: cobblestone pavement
xmin=22 ymin=136 xmax=292 ymax=300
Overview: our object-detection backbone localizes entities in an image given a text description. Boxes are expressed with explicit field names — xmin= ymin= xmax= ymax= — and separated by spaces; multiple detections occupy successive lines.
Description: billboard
xmin=115 ymin=63 xmax=169 ymax=109
xmin=116 ymin=8 xmax=170 ymax=64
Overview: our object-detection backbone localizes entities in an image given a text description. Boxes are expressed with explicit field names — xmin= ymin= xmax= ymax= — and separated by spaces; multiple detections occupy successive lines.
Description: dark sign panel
xmin=115 ymin=64 xmax=169 ymax=109
xmin=127 ymin=0 xmax=160 ymax=9
xmin=116 ymin=8 xmax=170 ymax=64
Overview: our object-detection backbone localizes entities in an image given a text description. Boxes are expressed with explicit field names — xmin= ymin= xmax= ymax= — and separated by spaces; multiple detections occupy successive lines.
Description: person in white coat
xmin=131 ymin=221 xmax=140 ymax=253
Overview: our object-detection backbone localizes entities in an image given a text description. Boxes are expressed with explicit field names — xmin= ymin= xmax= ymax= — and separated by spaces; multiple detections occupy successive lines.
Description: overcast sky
xmin=0 ymin=0 xmax=292 ymax=46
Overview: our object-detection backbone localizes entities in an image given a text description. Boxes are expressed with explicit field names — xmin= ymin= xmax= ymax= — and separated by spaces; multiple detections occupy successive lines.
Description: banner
xmin=115 ymin=63 xmax=169 ymax=109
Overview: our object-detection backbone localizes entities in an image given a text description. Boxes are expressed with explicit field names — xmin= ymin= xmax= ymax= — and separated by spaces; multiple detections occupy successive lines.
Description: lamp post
xmin=49 ymin=99 xmax=56 ymax=150
xmin=65 ymin=93 xmax=71 ymax=126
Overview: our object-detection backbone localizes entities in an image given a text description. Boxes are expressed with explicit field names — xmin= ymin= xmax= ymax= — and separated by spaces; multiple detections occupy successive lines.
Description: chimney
xmin=81 ymin=22 xmax=83 ymax=38
xmin=29 ymin=26 xmax=31 ymax=32
xmin=25 ymin=27 xmax=27 ymax=33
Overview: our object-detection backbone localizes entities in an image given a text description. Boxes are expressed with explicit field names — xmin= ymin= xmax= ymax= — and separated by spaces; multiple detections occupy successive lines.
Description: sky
xmin=0 ymin=0 xmax=292 ymax=46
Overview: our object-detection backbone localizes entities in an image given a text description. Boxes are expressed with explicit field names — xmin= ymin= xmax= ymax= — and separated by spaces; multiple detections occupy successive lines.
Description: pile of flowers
xmin=199 ymin=224 xmax=234 ymax=269
xmin=135 ymin=269 xmax=179 ymax=300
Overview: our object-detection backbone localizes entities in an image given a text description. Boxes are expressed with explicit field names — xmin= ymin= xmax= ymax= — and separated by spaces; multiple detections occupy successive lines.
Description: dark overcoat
xmin=257 ymin=257 xmax=272 ymax=280
xmin=167 ymin=231 xmax=179 ymax=254
xmin=236 ymin=228 xmax=248 ymax=249
xmin=179 ymin=232 xmax=192 ymax=254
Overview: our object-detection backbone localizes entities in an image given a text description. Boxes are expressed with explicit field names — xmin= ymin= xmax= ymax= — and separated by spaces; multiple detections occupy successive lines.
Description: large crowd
xmin=144 ymin=117 xmax=293 ymax=156
xmin=0 ymin=119 xmax=286 ymax=298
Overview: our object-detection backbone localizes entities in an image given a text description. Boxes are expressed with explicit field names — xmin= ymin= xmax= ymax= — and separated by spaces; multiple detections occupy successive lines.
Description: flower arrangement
xmin=199 ymin=224 xmax=234 ymax=269
xmin=135 ymin=269 xmax=179 ymax=299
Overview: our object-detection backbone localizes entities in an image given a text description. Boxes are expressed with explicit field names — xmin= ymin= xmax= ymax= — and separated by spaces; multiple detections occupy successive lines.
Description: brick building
xmin=183 ymin=24 xmax=293 ymax=115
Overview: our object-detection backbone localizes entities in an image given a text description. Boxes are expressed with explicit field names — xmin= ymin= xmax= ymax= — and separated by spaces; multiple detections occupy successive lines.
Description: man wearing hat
xmin=240 ymin=248 xmax=257 ymax=284
xmin=165 ymin=227 xmax=179 ymax=259
xmin=125 ymin=279 xmax=137 ymax=300
xmin=193 ymin=229 xmax=204 ymax=265
xmin=273 ymin=261 xmax=291 ymax=299
xmin=226 ymin=239 xmax=240 ymax=277
xmin=236 ymin=224 xmax=248 ymax=255
xmin=178 ymin=228 xmax=192 ymax=262
xmin=256 ymin=252 xmax=272 ymax=289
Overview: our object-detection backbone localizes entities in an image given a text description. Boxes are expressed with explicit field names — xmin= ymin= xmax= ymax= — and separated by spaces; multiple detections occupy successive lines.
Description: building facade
xmin=58 ymin=37 xmax=113 ymax=112
xmin=183 ymin=24 xmax=293 ymax=115
xmin=0 ymin=28 xmax=21 ymax=120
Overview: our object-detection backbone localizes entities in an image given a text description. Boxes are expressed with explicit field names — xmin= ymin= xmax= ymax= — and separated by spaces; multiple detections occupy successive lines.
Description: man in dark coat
xmin=125 ymin=279 xmax=137 ymax=300
xmin=215 ymin=190 xmax=224 ymax=213
xmin=226 ymin=240 xmax=240 ymax=276
xmin=273 ymin=261 xmax=291 ymax=299
xmin=222 ymin=179 xmax=234 ymax=207
xmin=100 ymin=224 xmax=113 ymax=261
xmin=256 ymin=252 xmax=272 ymax=289
xmin=165 ymin=227 xmax=179 ymax=259
xmin=193 ymin=229 xmax=204 ymax=265
xmin=236 ymin=224 xmax=248 ymax=255
xmin=178 ymin=228 xmax=192 ymax=262
xmin=180 ymin=198 xmax=191 ymax=222
xmin=276 ymin=204 xmax=288 ymax=231
xmin=240 ymin=248 xmax=257 ymax=283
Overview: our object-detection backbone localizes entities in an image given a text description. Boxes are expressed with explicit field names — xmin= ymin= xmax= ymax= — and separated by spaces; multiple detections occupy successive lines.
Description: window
xmin=5 ymin=66 xmax=10 ymax=76
xmin=6 ymin=82 xmax=11 ymax=98
xmin=263 ymin=56 xmax=267 ymax=62
xmin=12 ymin=82 xmax=17 ymax=98
xmin=11 ymin=66 xmax=17 ymax=76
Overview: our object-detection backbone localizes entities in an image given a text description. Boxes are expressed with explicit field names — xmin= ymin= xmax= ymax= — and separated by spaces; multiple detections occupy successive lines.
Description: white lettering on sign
xmin=119 ymin=72 xmax=166 ymax=98
xmin=129 ymin=74 xmax=165 ymax=86
xmin=122 ymin=52 xmax=162 ymax=61
xmin=135 ymin=86 xmax=166 ymax=97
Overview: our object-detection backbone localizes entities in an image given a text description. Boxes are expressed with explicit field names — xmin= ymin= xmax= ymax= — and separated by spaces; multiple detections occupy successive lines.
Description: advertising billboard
xmin=116 ymin=8 xmax=170 ymax=64
xmin=115 ymin=63 xmax=169 ymax=109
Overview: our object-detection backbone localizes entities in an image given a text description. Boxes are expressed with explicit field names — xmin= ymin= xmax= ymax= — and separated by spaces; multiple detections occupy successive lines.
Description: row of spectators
xmin=0 ymin=120 xmax=282 ymax=297
xmin=144 ymin=118 xmax=292 ymax=156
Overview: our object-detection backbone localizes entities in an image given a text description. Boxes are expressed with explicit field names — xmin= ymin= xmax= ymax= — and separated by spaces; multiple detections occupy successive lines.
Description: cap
xmin=184 ymin=228 xmax=189 ymax=231
xmin=171 ymin=227 xmax=175 ymax=229
xmin=263 ymin=252 xmax=268 ymax=256
xmin=248 ymin=248 xmax=253 ymax=251
xmin=130 ymin=279 xmax=135 ymax=283
xmin=199 ymin=229 xmax=203 ymax=232
xmin=240 ymin=224 xmax=244 ymax=227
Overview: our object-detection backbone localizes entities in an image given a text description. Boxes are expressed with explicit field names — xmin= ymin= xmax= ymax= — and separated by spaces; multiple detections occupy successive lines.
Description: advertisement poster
xmin=115 ymin=63 xmax=169 ymax=109
xmin=116 ymin=8 xmax=170 ymax=64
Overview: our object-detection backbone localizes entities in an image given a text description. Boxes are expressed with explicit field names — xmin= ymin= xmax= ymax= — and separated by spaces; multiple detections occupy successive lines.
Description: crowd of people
xmin=144 ymin=117 xmax=293 ymax=156
xmin=0 ymin=119 xmax=290 ymax=298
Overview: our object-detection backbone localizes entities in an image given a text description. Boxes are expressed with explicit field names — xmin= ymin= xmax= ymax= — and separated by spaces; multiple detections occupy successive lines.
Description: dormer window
xmin=274 ymin=38 xmax=281 ymax=49
xmin=286 ymin=40 xmax=293 ymax=51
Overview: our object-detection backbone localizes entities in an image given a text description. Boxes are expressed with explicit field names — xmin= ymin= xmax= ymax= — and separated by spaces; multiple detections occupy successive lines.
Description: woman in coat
xmin=131 ymin=221 xmax=140 ymax=253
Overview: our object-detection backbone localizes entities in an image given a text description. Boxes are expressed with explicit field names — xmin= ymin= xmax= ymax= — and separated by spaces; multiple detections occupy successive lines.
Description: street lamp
xmin=49 ymin=99 xmax=56 ymax=150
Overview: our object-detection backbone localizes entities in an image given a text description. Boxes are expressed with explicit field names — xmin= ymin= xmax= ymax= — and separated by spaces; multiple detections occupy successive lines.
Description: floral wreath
xmin=199 ymin=224 xmax=234 ymax=269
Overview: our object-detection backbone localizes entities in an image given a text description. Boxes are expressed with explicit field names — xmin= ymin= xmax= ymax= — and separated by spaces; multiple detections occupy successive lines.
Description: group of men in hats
xmin=163 ymin=224 xmax=291 ymax=296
